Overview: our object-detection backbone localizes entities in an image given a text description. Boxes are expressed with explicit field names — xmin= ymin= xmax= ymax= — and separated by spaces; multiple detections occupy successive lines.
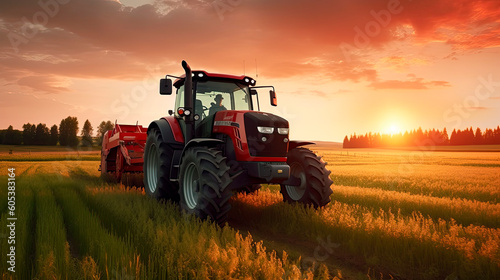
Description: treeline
xmin=0 ymin=117 xmax=115 ymax=147
xmin=343 ymin=126 xmax=500 ymax=148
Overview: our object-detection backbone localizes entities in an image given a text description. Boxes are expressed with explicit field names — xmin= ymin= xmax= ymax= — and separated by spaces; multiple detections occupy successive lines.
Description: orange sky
xmin=1 ymin=0 xmax=499 ymax=142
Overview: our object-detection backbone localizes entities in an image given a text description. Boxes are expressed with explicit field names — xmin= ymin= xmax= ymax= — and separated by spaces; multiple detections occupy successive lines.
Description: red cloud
xmin=370 ymin=75 xmax=451 ymax=90
xmin=0 ymin=0 xmax=498 ymax=93
xmin=18 ymin=75 xmax=70 ymax=93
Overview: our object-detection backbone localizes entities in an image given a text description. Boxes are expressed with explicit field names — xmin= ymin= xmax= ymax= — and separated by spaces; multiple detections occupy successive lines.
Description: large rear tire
xmin=100 ymin=150 xmax=108 ymax=175
xmin=143 ymin=128 xmax=179 ymax=202
xmin=115 ymin=149 xmax=123 ymax=183
xmin=280 ymin=147 xmax=333 ymax=207
xmin=100 ymin=149 xmax=118 ymax=183
xmin=179 ymin=147 xmax=232 ymax=226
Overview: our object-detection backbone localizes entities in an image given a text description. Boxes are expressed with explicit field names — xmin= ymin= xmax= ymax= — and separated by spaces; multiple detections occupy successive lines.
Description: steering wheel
xmin=201 ymin=106 xmax=208 ymax=119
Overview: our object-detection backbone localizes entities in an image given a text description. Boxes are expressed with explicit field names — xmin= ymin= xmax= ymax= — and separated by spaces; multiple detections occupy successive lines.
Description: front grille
xmin=244 ymin=112 xmax=288 ymax=157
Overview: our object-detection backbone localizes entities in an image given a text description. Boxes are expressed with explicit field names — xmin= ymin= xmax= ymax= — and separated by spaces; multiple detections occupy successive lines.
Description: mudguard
xmin=147 ymin=118 xmax=184 ymax=145
xmin=288 ymin=141 xmax=315 ymax=151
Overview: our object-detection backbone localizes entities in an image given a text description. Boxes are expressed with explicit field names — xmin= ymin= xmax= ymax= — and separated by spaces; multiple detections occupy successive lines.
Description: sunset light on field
xmin=1 ymin=0 xmax=499 ymax=141
xmin=1 ymin=2 xmax=500 ymax=278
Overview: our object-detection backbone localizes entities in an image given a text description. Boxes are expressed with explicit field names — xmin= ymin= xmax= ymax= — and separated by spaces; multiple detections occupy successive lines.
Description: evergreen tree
xmin=59 ymin=116 xmax=79 ymax=147
xmin=4 ymin=126 xmax=22 ymax=145
xmin=441 ymin=128 xmax=449 ymax=145
xmin=450 ymin=129 xmax=457 ymax=145
xmin=343 ymin=136 xmax=349 ymax=148
xmin=22 ymin=123 xmax=35 ymax=145
xmin=50 ymin=125 xmax=58 ymax=145
xmin=474 ymin=128 xmax=483 ymax=145
xmin=81 ymin=119 xmax=93 ymax=147
xmin=96 ymin=120 xmax=114 ymax=146
xmin=343 ymin=125 xmax=499 ymax=148
xmin=35 ymin=123 xmax=50 ymax=145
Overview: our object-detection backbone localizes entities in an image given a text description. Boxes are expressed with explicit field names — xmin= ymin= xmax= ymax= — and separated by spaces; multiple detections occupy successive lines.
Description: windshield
xmin=195 ymin=80 xmax=252 ymax=117
xmin=175 ymin=80 xmax=252 ymax=120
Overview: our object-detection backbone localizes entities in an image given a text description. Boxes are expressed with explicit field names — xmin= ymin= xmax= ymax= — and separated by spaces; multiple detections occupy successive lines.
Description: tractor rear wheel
xmin=115 ymin=149 xmax=124 ymax=183
xmin=280 ymin=147 xmax=333 ymax=207
xmin=100 ymin=149 xmax=118 ymax=183
xmin=100 ymin=151 xmax=108 ymax=176
xmin=143 ymin=128 xmax=179 ymax=202
xmin=179 ymin=147 xmax=232 ymax=226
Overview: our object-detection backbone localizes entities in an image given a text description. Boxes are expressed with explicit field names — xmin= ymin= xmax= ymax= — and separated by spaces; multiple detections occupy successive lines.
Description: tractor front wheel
xmin=143 ymin=128 xmax=179 ymax=202
xmin=179 ymin=147 xmax=233 ymax=226
xmin=280 ymin=147 xmax=333 ymax=207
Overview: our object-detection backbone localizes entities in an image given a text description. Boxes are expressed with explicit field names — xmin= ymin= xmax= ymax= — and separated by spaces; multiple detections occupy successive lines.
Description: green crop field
xmin=0 ymin=144 xmax=499 ymax=279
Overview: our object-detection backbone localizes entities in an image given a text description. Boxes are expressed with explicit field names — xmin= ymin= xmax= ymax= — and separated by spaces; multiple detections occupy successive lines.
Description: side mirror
xmin=270 ymin=90 xmax=277 ymax=106
xmin=159 ymin=78 xmax=172 ymax=95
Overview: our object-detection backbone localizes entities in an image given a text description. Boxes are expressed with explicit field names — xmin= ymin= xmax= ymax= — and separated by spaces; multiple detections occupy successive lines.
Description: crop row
xmin=331 ymin=185 xmax=500 ymax=228
xmin=77 ymin=182 xmax=324 ymax=279
xmin=232 ymin=188 xmax=500 ymax=279
xmin=332 ymin=173 xmax=499 ymax=204
xmin=0 ymin=174 xmax=329 ymax=279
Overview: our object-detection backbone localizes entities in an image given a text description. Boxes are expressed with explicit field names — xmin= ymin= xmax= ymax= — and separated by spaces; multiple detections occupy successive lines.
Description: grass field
xmin=0 ymin=145 xmax=100 ymax=161
xmin=0 ymin=144 xmax=499 ymax=279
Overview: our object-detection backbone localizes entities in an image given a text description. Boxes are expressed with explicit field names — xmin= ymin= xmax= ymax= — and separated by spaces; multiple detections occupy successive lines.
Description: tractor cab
xmin=161 ymin=70 xmax=277 ymax=140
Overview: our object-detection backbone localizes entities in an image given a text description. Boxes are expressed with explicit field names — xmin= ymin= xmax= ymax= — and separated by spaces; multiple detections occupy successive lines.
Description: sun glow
xmin=388 ymin=124 xmax=401 ymax=135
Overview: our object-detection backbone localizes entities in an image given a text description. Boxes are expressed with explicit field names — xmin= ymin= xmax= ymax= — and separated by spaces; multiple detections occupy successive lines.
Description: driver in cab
xmin=209 ymin=94 xmax=227 ymax=115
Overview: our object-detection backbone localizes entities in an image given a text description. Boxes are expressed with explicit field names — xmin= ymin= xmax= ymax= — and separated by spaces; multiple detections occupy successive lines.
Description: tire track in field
xmin=72 ymin=184 xmax=156 ymax=261
xmin=27 ymin=182 xmax=37 ymax=279
xmin=227 ymin=193 xmax=403 ymax=280
xmin=51 ymin=179 xmax=141 ymax=277
xmin=49 ymin=183 xmax=82 ymax=261
xmin=331 ymin=185 xmax=500 ymax=228
xmin=12 ymin=177 xmax=36 ymax=279
xmin=20 ymin=163 xmax=36 ymax=176
xmin=228 ymin=217 xmax=372 ymax=280
xmin=332 ymin=174 xmax=498 ymax=204
xmin=57 ymin=170 xmax=153 ymax=262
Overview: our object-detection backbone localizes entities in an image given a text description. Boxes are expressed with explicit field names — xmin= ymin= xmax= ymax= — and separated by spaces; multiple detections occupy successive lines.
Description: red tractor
xmin=142 ymin=61 xmax=333 ymax=225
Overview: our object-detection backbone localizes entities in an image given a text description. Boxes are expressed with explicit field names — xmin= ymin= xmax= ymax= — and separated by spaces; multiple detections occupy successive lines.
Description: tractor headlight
xmin=277 ymin=128 xmax=289 ymax=135
xmin=257 ymin=126 xmax=274 ymax=134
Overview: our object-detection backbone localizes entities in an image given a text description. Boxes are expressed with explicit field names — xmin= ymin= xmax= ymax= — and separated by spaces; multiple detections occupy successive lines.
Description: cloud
xmin=381 ymin=56 xmax=429 ymax=70
xmin=0 ymin=0 xmax=498 ymax=93
xmin=369 ymin=75 xmax=451 ymax=90
xmin=17 ymin=75 xmax=70 ymax=93
xmin=465 ymin=106 xmax=489 ymax=110
xmin=400 ymin=0 xmax=500 ymax=48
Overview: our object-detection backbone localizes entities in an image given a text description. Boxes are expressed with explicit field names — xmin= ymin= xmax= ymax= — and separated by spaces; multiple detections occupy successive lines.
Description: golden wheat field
xmin=0 ymin=144 xmax=499 ymax=279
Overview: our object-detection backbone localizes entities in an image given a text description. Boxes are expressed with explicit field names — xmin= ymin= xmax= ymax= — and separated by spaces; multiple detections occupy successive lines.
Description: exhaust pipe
xmin=182 ymin=60 xmax=194 ymax=142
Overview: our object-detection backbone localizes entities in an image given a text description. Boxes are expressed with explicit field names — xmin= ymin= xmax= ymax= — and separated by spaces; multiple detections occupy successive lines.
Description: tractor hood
xmin=244 ymin=112 xmax=289 ymax=157
xmin=244 ymin=112 xmax=288 ymax=130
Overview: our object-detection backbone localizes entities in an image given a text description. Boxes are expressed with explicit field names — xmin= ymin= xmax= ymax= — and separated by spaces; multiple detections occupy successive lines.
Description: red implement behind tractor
xmin=100 ymin=60 xmax=333 ymax=226
xmin=100 ymin=123 xmax=147 ymax=183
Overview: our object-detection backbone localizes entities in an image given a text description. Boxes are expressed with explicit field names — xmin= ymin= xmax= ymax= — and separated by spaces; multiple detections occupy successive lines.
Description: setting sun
xmin=389 ymin=124 xmax=401 ymax=135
